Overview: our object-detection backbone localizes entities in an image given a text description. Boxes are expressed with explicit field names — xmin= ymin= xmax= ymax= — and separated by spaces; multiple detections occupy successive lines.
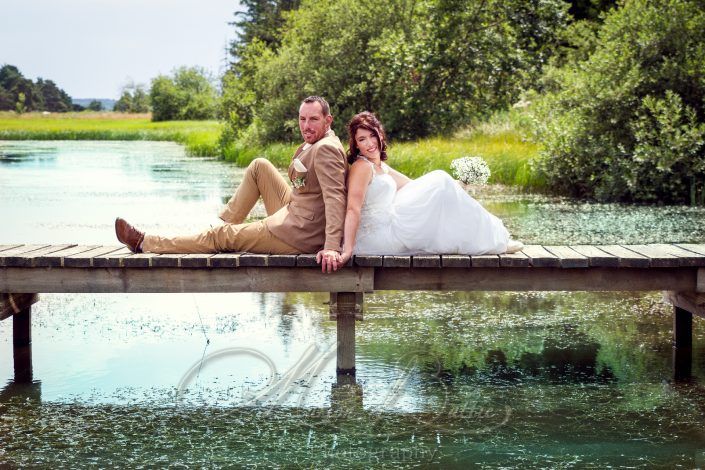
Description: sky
xmin=0 ymin=0 xmax=240 ymax=99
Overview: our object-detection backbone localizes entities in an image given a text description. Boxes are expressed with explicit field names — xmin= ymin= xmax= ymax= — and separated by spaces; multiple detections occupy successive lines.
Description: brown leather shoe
xmin=115 ymin=217 xmax=145 ymax=253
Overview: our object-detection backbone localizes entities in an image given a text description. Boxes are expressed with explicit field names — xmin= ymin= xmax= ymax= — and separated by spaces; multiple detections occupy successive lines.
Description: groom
xmin=115 ymin=96 xmax=348 ymax=272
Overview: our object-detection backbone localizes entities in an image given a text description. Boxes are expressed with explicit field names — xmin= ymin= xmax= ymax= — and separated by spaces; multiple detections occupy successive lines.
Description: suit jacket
xmin=267 ymin=130 xmax=348 ymax=253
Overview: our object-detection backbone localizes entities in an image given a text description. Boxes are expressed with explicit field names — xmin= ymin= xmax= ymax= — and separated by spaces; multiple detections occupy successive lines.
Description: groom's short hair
xmin=302 ymin=96 xmax=330 ymax=116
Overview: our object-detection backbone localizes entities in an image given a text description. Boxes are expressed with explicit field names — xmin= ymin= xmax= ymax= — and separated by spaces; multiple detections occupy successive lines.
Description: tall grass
xmin=0 ymin=112 xmax=223 ymax=157
xmin=388 ymin=108 xmax=543 ymax=188
xmin=223 ymin=108 xmax=543 ymax=189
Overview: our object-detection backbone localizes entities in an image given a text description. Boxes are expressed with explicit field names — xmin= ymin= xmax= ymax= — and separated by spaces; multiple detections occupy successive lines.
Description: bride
xmin=339 ymin=111 xmax=522 ymax=263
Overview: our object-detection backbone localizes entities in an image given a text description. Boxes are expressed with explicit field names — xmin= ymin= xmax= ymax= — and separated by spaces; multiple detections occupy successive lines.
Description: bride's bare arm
xmin=386 ymin=165 xmax=412 ymax=190
xmin=340 ymin=161 xmax=373 ymax=263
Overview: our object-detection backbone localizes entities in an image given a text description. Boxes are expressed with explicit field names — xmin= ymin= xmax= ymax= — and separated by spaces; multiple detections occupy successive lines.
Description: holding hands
xmin=316 ymin=249 xmax=344 ymax=273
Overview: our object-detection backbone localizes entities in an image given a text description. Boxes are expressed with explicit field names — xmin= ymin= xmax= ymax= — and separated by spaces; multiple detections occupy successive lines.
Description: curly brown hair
xmin=346 ymin=111 xmax=388 ymax=165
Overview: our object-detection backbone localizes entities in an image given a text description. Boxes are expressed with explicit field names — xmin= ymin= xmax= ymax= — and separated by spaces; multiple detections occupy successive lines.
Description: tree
xmin=229 ymin=0 xmax=301 ymax=63
xmin=531 ymin=0 xmax=705 ymax=204
xmin=36 ymin=78 xmax=72 ymax=112
xmin=114 ymin=82 xmax=150 ymax=113
xmin=221 ymin=0 xmax=568 ymax=143
xmin=0 ymin=65 xmax=42 ymax=111
xmin=87 ymin=100 xmax=103 ymax=111
xmin=150 ymin=67 xmax=217 ymax=121
xmin=0 ymin=64 xmax=73 ymax=112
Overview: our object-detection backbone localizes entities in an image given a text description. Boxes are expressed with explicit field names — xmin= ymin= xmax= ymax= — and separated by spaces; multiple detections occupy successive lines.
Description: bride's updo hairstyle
xmin=346 ymin=111 xmax=388 ymax=165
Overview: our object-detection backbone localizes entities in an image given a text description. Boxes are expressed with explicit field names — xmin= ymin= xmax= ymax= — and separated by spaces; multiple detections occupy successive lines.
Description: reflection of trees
xmin=357 ymin=291 xmax=671 ymax=388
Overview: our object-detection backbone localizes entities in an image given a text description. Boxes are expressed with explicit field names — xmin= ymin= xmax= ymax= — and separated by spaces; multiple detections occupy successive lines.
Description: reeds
xmin=0 ymin=112 xmax=223 ymax=157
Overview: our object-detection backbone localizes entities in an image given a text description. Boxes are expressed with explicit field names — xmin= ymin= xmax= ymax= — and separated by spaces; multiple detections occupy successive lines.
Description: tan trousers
xmin=142 ymin=158 xmax=299 ymax=254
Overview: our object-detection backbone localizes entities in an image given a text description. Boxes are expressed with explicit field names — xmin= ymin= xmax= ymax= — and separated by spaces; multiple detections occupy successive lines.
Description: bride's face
xmin=355 ymin=128 xmax=381 ymax=159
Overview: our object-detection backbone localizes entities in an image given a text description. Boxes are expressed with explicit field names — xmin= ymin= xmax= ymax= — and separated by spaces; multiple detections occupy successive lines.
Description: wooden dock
xmin=2 ymin=243 xmax=705 ymax=382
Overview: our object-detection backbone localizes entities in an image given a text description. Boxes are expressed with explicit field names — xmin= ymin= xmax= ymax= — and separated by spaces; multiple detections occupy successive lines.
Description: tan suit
xmin=142 ymin=130 xmax=347 ymax=254
xmin=267 ymin=130 xmax=347 ymax=252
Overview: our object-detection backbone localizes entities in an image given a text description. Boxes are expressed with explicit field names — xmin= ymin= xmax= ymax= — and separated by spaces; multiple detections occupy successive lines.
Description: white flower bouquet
xmin=450 ymin=156 xmax=491 ymax=185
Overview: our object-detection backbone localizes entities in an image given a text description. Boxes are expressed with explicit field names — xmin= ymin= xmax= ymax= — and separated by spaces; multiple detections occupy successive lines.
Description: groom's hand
xmin=316 ymin=249 xmax=342 ymax=273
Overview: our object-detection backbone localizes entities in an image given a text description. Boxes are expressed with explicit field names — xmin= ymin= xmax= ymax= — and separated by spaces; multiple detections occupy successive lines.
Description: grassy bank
xmin=0 ymin=111 xmax=222 ymax=157
xmin=1 ymin=110 xmax=542 ymax=188
xmin=224 ymin=110 xmax=543 ymax=188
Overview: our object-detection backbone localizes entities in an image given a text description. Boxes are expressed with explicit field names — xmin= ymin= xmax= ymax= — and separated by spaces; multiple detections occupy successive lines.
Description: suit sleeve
xmin=314 ymin=143 xmax=348 ymax=251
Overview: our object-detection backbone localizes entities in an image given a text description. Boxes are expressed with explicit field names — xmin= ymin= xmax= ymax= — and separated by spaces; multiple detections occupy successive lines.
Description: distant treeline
xmin=0 ymin=64 xmax=76 ymax=113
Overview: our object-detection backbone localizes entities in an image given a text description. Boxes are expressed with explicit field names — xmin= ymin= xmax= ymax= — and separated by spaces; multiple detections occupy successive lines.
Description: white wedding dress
xmin=352 ymin=158 xmax=510 ymax=255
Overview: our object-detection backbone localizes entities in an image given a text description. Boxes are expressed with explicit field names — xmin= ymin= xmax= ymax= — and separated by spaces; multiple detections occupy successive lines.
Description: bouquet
xmin=450 ymin=156 xmax=491 ymax=185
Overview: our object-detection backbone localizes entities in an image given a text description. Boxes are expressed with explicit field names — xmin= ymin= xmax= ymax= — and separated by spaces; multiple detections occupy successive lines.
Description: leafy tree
xmin=222 ymin=0 xmax=568 ymax=144
xmin=87 ymin=100 xmax=103 ymax=111
xmin=113 ymin=91 xmax=133 ymax=113
xmin=229 ymin=0 xmax=300 ymax=62
xmin=531 ymin=0 xmax=705 ymax=204
xmin=36 ymin=78 xmax=72 ymax=112
xmin=0 ymin=65 xmax=42 ymax=111
xmin=0 ymin=64 xmax=73 ymax=112
xmin=114 ymin=82 xmax=150 ymax=113
xmin=150 ymin=66 xmax=217 ymax=121
xmin=0 ymin=86 xmax=13 ymax=110
xmin=132 ymin=86 xmax=149 ymax=113
xmin=15 ymin=92 xmax=26 ymax=114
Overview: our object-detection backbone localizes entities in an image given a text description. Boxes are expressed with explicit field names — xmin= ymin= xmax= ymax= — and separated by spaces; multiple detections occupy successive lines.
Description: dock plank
xmin=626 ymin=244 xmax=705 ymax=267
xmin=296 ymin=254 xmax=319 ymax=267
xmin=470 ymin=255 xmax=500 ymax=267
xmin=622 ymin=244 xmax=680 ymax=268
xmin=353 ymin=255 xmax=383 ymax=267
xmin=34 ymin=245 xmax=100 ymax=267
xmin=522 ymin=245 xmax=560 ymax=267
xmin=93 ymin=247 xmax=134 ymax=268
xmin=676 ymin=244 xmax=705 ymax=257
xmin=239 ymin=254 xmax=270 ymax=267
xmin=0 ymin=245 xmax=23 ymax=253
xmin=180 ymin=254 xmax=212 ymax=268
xmin=383 ymin=256 xmax=411 ymax=268
xmin=441 ymin=255 xmax=470 ymax=268
xmin=122 ymin=253 xmax=159 ymax=268
xmin=3 ymin=244 xmax=75 ymax=267
xmin=268 ymin=255 xmax=298 ymax=267
xmin=570 ymin=245 xmax=619 ymax=267
xmin=597 ymin=245 xmax=650 ymax=268
xmin=544 ymin=246 xmax=588 ymax=268
xmin=209 ymin=253 xmax=240 ymax=268
xmin=499 ymin=251 xmax=530 ymax=267
xmin=412 ymin=256 xmax=441 ymax=268
xmin=151 ymin=254 xmax=187 ymax=268
xmin=63 ymin=246 xmax=123 ymax=268
xmin=0 ymin=245 xmax=51 ymax=267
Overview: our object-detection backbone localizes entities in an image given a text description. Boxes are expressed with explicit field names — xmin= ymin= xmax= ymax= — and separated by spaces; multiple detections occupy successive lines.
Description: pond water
xmin=2 ymin=141 xmax=705 ymax=467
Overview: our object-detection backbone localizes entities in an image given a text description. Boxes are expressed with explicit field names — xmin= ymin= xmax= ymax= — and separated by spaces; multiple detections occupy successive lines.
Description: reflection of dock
xmin=1 ymin=243 xmax=705 ymax=388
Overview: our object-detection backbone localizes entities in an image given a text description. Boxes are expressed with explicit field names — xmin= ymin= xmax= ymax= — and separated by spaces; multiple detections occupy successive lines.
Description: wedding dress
xmin=352 ymin=158 xmax=510 ymax=255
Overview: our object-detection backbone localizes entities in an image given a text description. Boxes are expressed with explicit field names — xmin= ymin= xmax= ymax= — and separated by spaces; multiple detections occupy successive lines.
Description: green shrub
xmin=531 ymin=0 xmax=705 ymax=204
xmin=223 ymin=0 xmax=569 ymax=144
xmin=150 ymin=67 xmax=217 ymax=122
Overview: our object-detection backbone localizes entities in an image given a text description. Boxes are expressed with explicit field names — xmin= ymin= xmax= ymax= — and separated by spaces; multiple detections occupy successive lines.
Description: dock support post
xmin=673 ymin=306 xmax=692 ymax=381
xmin=330 ymin=292 xmax=363 ymax=375
xmin=13 ymin=307 xmax=31 ymax=347
xmin=2 ymin=294 xmax=37 ymax=383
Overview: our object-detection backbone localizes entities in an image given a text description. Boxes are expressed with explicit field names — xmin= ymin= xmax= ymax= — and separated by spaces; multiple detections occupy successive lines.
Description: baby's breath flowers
xmin=450 ymin=156 xmax=491 ymax=185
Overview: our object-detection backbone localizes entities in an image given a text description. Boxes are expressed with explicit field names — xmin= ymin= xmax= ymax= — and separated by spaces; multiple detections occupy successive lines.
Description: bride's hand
xmin=340 ymin=250 xmax=352 ymax=265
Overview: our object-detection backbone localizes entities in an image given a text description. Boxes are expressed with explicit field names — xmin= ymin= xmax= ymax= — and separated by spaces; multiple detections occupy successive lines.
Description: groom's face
xmin=299 ymin=102 xmax=332 ymax=144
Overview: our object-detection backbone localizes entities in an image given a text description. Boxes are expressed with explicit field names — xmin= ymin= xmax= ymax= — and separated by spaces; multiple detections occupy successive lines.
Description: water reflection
xmin=2 ymin=141 xmax=705 ymax=466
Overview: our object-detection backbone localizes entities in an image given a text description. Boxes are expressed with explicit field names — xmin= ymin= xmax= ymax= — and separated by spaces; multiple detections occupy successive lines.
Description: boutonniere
xmin=292 ymin=158 xmax=307 ymax=189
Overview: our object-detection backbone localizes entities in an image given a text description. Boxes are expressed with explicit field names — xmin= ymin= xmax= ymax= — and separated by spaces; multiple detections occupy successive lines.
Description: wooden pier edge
xmin=2 ymin=249 xmax=705 ymax=383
